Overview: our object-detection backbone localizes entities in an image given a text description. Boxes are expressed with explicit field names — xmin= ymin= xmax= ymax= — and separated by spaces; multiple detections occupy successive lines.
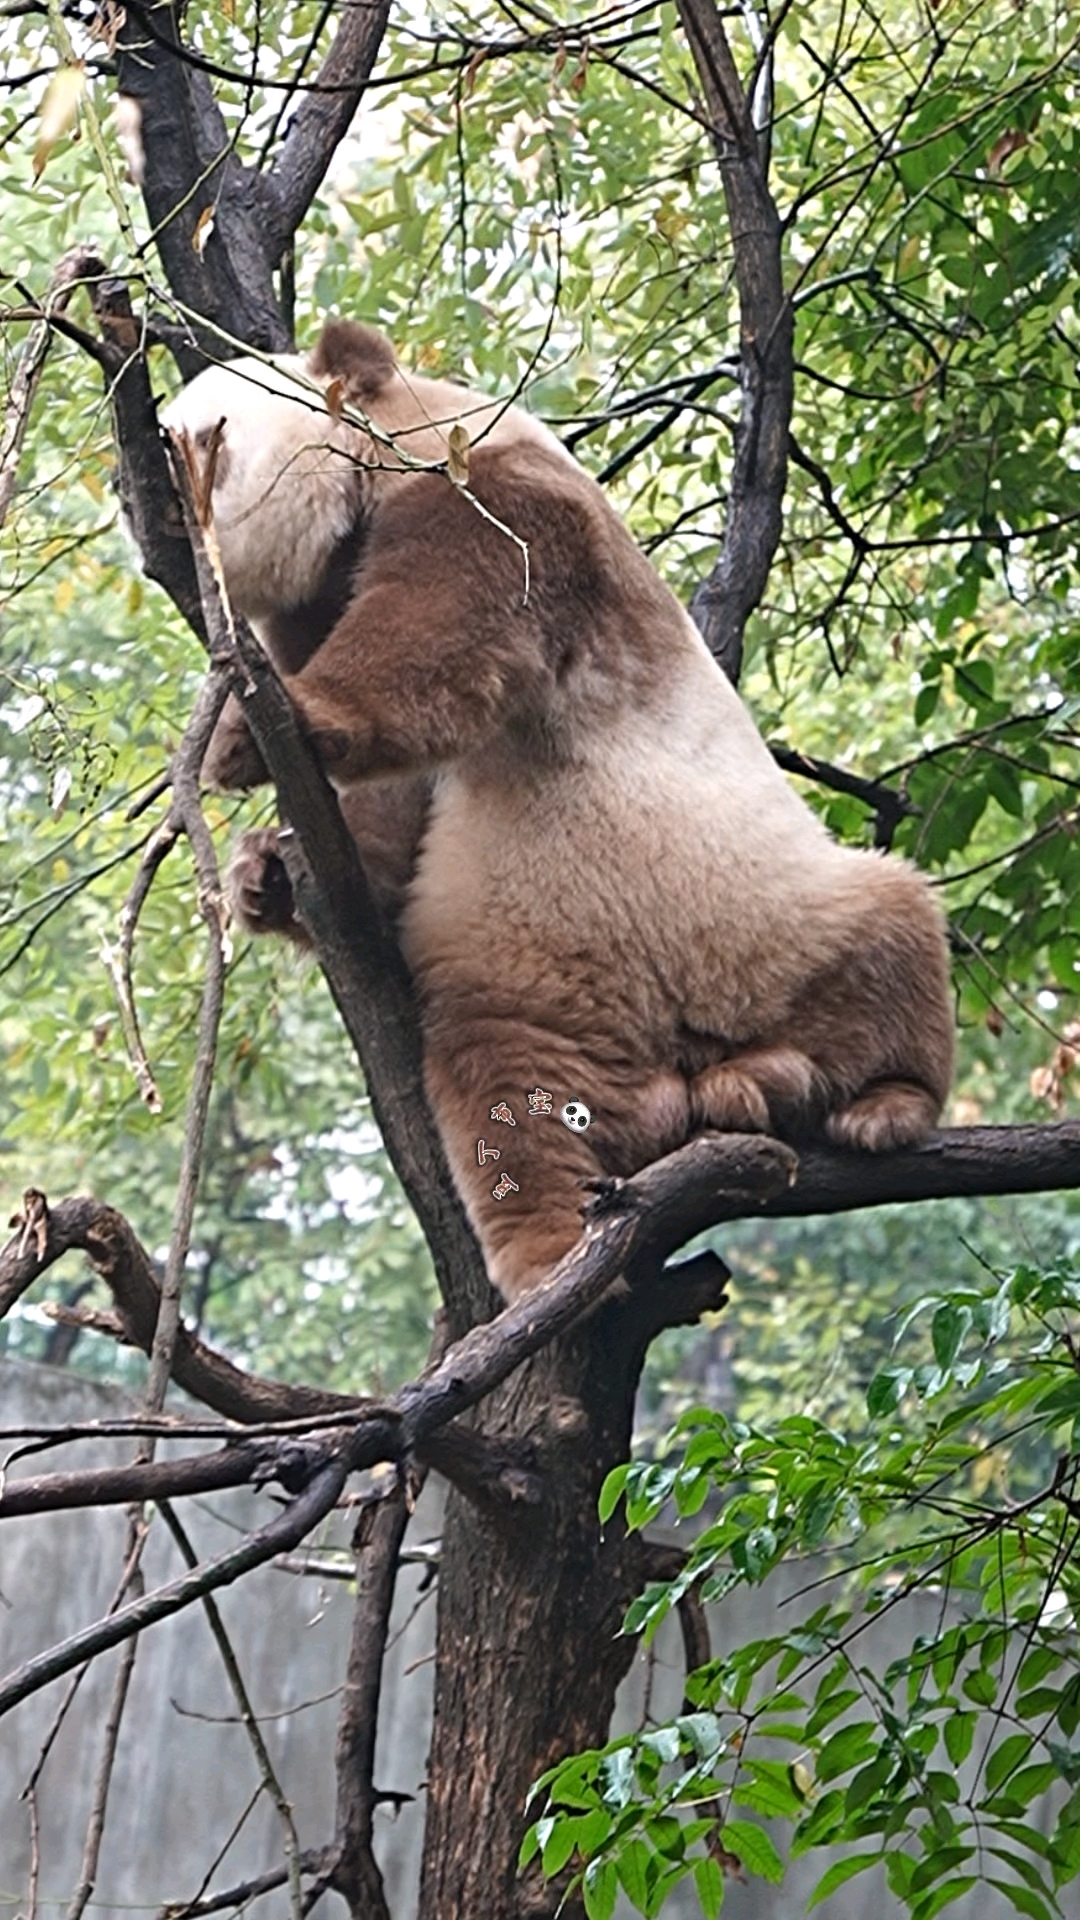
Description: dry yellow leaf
xmin=192 ymin=205 xmax=216 ymax=256
xmin=33 ymin=64 xmax=85 ymax=180
xmin=447 ymin=422 xmax=470 ymax=485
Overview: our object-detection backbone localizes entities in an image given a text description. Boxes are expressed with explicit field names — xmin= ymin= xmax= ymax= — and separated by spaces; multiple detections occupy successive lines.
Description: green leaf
xmin=911 ymin=1876 xmax=978 ymax=1920
xmin=807 ymin=1851 xmax=881 ymax=1908
xmin=985 ymin=1733 xmax=1035 ymax=1796
xmin=519 ymin=1818 xmax=547 ymax=1869
xmin=846 ymin=1753 xmax=893 ymax=1813
xmin=583 ymin=1858 xmax=618 ymax=1920
xmin=733 ymin=1761 xmax=804 ymax=1820
xmin=599 ymin=1464 xmax=630 ymax=1524
xmin=962 ymin=1668 xmax=998 ymax=1707
xmin=815 ymin=1721 xmax=878 ymax=1784
xmin=720 ymin=1820 xmax=784 ymax=1884
xmin=541 ymin=1817 xmax=580 ymax=1877
xmin=931 ymin=1302 xmax=972 ymax=1370
xmin=944 ymin=1714 xmax=976 ymax=1767
xmin=616 ymin=1837 xmax=652 ymax=1912
xmin=693 ymin=1854 xmax=724 ymax=1919
xmin=677 ymin=1713 xmax=725 ymax=1764
xmin=985 ymin=1877 xmax=1055 ymax=1920
xmin=911 ymin=1847 xmax=975 ymax=1893
xmin=599 ymin=1747 xmax=635 ymax=1810
xmin=868 ymin=1367 xmax=911 ymax=1417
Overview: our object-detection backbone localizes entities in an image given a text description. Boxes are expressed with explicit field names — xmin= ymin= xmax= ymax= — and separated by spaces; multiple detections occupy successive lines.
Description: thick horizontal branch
xmin=0 ymin=1139 xmax=791 ymax=1526
xmin=759 ymin=1122 xmax=1080 ymax=1217
xmin=0 ymin=1194 xmax=548 ymax=1515
xmin=0 ymin=1443 xmax=276 ymax=1518
xmin=2 ymin=1123 xmax=1079 ymax=1708
xmin=5 ymin=1124 xmax=1080 ymax=1523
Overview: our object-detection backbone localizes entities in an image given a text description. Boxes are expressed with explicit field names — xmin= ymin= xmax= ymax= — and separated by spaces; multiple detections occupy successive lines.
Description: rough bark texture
xmin=677 ymin=0 xmax=793 ymax=685
xmin=420 ymin=1304 xmax=670 ymax=1920
xmin=117 ymin=5 xmax=291 ymax=374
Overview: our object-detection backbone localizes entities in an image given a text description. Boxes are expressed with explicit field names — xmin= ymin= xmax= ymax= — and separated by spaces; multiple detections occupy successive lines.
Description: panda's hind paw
xmin=827 ymin=1082 xmax=939 ymax=1153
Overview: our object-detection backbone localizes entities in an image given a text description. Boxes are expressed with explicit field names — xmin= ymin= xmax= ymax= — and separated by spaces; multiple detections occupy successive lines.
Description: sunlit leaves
xmin=532 ymin=1262 xmax=1080 ymax=1915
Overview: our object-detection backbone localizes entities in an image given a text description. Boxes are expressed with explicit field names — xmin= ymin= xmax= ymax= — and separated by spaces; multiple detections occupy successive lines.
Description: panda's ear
xmin=309 ymin=322 xmax=398 ymax=404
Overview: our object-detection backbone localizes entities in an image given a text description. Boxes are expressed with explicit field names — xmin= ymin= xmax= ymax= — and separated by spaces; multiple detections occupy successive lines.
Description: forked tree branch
xmin=116 ymin=0 xmax=390 ymax=367
xmin=6 ymin=1121 xmax=1080 ymax=1532
xmin=274 ymin=1 xmax=392 ymax=235
xmin=0 ymin=1137 xmax=794 ymax=1714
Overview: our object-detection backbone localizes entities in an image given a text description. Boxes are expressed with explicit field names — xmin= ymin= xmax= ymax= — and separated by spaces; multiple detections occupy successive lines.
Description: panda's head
xmin=159 ymin=355 xmax=362 ymax=622
xmin=560 ymin=1099 xmax=592 ymax=1133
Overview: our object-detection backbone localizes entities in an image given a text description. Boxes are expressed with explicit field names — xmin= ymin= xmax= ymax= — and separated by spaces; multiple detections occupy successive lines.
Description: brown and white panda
xmin=160 ymin=320 xmax=954 ymax=1301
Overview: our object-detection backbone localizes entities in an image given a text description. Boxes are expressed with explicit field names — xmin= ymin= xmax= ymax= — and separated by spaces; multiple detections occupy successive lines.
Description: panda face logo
xmin=560 ymin=1099 xmax=592 ymax=1133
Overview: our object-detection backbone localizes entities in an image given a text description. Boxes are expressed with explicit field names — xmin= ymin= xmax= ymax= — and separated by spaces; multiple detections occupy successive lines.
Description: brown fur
xmin=162 ymin=321 xmax=955 ymax=1301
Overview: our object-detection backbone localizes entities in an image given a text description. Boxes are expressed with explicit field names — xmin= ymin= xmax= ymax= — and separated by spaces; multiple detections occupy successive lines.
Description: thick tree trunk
xmin=419 ymin=1297 xmax=665 ymax=1918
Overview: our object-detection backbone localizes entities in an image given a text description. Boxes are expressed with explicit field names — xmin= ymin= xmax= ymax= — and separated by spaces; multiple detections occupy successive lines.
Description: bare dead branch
xmin=332 ymin=1483 xmax=411 ymax=1919
xmin=137 ymin=672 xmax=227 ymax=1413
xmin=158 ymin=1502 xmax=304 ymax=1919
xmin=0 ymin=1444 xmax=310 ymax=1518
xmin=6 ymin=1121 xmax=1080 ymax=1527
xmin=0 ymin=1455 xmax=350 ymax=1716
xmin=155 ymin=1848 xmax=335 ymax=1920
xmin=107 ymin=672 xmax=232 ymax=1110
xmin=0 ymin=1135 xmax=791 ymax=1578
xmin=0 ymin=1193 xmax=370 ymax=1423
xmin=273 ymin=0 xmax=391 ymax=236
xmin=64 ymin=1591 xmax=142 ymax=1920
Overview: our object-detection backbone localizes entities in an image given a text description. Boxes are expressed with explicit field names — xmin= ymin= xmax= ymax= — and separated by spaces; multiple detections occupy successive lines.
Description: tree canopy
xmin=1 ymin=1 xmax=1079 ymax=1915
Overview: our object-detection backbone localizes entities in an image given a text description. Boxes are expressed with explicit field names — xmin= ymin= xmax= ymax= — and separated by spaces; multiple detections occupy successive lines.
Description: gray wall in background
xmin=0 ymin=1359 xmax=1040 ymax=1918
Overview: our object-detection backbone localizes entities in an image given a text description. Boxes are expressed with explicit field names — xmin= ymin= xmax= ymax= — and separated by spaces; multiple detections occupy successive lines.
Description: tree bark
xmin=419 ymin=1300 xmax=671 ymax=1920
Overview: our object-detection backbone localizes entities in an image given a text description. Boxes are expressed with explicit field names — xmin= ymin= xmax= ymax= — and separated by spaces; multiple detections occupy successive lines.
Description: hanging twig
xmin=106 ymin=672 xmax=232 ymax=1113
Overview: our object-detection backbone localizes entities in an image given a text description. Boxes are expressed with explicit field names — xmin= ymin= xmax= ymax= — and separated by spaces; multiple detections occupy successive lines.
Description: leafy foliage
xmin=0 ymin=0 xmax=1077 ymax=1573
xmin=527 ymin=1260 xmax=1080 ymax=1915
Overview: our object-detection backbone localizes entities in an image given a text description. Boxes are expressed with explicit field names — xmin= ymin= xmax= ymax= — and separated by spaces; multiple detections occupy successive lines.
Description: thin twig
xmin=143 ymin=665 xmax=232 ymax=1419
xmin=158 ymin=1501 xmax=304 ymax=1920
xmin=106 ymin=666 xmax=231 ymax=1109
xmin=64 ymin=1584 xmax=143 ymax=1920
xmin=0 ymin=247 xmax=102 ymax=530
xmin=154 ymin=1848 xmax=335 ymax=1920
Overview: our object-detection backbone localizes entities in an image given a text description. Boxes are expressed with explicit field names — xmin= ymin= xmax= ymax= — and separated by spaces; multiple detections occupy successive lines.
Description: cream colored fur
xmin=162 ymin=328 xmax=955 ymax=1302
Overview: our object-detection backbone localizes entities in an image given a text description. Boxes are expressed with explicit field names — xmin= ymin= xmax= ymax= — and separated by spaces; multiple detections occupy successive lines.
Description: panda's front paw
xmin=203 ymin=706 xmax=268 ymax=791
xmin=226 ymin=829 xmax=310 ymax=945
